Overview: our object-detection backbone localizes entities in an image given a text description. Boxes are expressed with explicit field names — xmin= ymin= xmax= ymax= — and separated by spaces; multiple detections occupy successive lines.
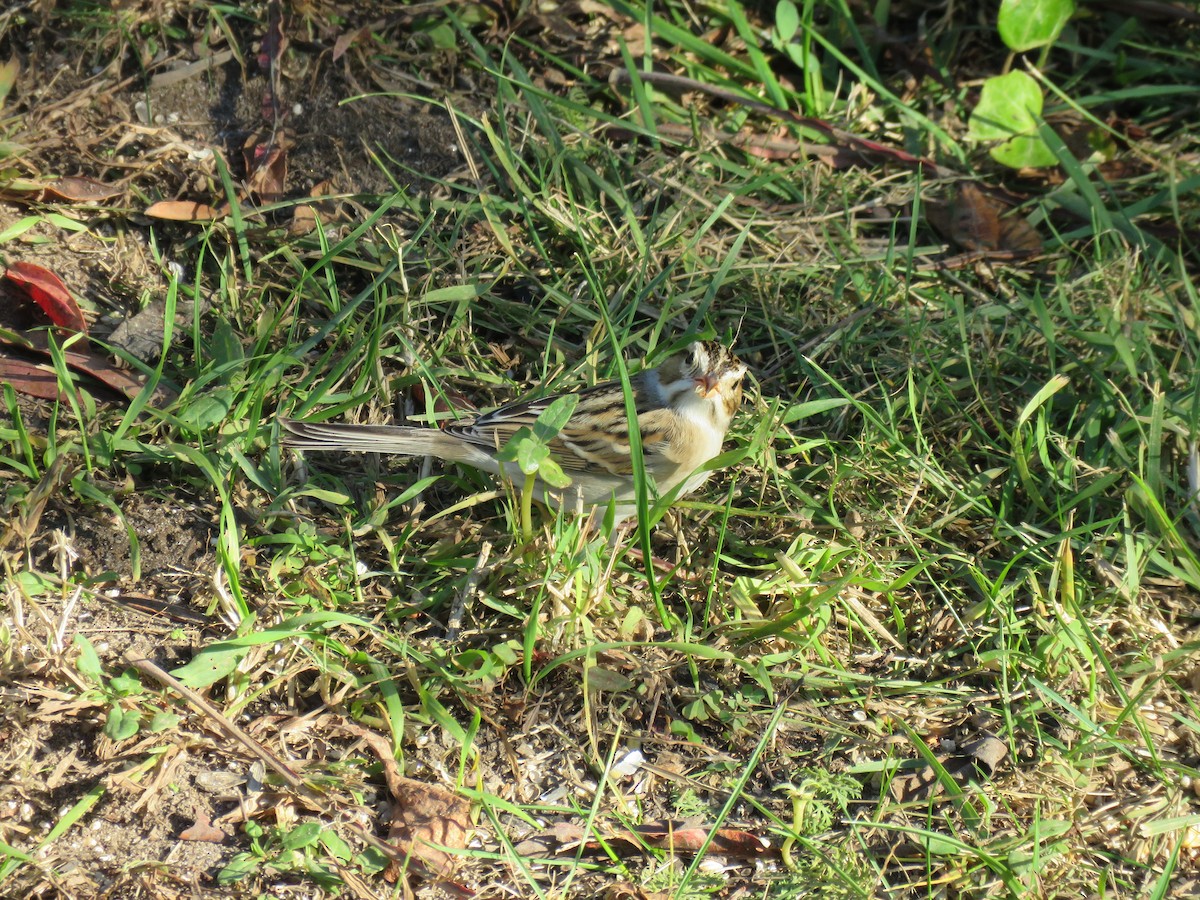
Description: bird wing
xmin=442 ymin=378 xmax=675 ymax=478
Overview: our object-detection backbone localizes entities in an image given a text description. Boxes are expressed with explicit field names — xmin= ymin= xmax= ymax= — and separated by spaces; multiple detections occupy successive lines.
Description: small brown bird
xmin=282 ymin=340 xmax=747 ymax=514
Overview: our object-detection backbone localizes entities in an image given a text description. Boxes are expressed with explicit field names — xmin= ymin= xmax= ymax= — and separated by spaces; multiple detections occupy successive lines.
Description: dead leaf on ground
xmin=61 ymin=343 xmax=161 ymax=400
xmin=602 ymin=883 xmax=671 ymax=900
xmin=925 ymin=182 xmax=1041 ymax=255
xmin=0 ymin=175 xmax=122 ymax=203
xmin=0 ymin=329 xmax=170 ymax=403
xmin=347 ymin=724 xmax=472 ymax=880
xmin=609 ymin=69 xmax=953 ymax=179
xmin=622 ymin=821 xmax=769 ymax=857
xmin=243 ymin=129 xmax=291 ymax=203
xmin=0 ymin=354 xmax=68 ymax=400
xmin=108 ymin=292 xmax=213 ymax=363
xmin=39 ymin=176 xmax=123 ymax=203
xmin=889 ymin=734 xmax=1008 ymax=803
xmin=179 ymin=813 xmax=225 ymax=843
xmin=532 ymin=819 xmax=770 ymax=859
xmin=289 ymin=180 xmax=344 ymax=236
xmin=144 ymin=199 xmax=226 ymax=221
xmin=333 ymin=19 xmax=386 ymax=61
xmin=5 ymin=261 xmax=87 ymax=332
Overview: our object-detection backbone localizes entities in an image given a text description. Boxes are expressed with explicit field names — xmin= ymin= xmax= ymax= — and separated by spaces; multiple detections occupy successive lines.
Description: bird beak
xmin=695 ymin=375 xmax=719 ymax=398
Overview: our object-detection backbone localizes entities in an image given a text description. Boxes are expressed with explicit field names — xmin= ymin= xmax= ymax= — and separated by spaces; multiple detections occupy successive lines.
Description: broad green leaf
xmin=104 ymin=706 xmax=141 ymax=741
xmin=149 ymin=712 xmax=181 ymax=732
xmin=0 ymin=58 xmax=18 ymax=108
xmin=281 ymin=822 xmax=323 ymax=850
xmin=782 ymin=397 xmax=850 ymax=424
xmin=776 ymin=0 xmax=800 ymax=42
xmin=171 ymin=645 xmax=247 ymax=688
xmin=537 ymin=456 xmax=572 ymax=489
xmin=495 ymin=425 xmax=533 ymax=463
xmin=14 ymin=570 xmax=56 ymax=596
xmin=210 ymin=321 xmax=244 ymax=371
xmin=967 ymin=71 xmax=1057 ymax=168
xmin=0 ymin=216 xmax=41 ymax=243
xmin=531 ymin=393 xmax=579 ymax=443
xmin=998 ymin=0 xmax=1075 ymax=52
xmin=217 ymin=852 xmax=260 ymax=884
xmin=73 ymin=635 xmax=104 ymax=684
xmin=177 ymin=389 xmax=234 ymax=430
xmin=319 ymin=830 xmax=353 ymax=862
xmin=516 ymin=439 xmax=549 ymax=475
xmin=108 ymin=671 xmax=142 ymax=696
xmin=421 ymin=284 xmax=486 ymax=304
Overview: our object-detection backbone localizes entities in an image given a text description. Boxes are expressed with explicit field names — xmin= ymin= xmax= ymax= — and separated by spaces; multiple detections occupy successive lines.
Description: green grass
xmin=2 ymin=1 xmax=1200 ymax=897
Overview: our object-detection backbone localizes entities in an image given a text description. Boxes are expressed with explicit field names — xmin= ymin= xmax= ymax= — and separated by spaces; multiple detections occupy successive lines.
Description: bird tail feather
xmin=280 ymin=419 xmax=487 ymax=466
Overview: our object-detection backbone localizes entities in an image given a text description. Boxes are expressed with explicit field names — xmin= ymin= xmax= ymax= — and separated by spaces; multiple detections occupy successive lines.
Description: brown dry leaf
xmin=289 ymin=180 xmax=342 ymax=236
xmin=610 ymin=121 xmax=851 ymax=169
xmin=413 ymin=379 xmax=479 ymax=417
xmin=889 ymin=735 xmax=1008 ymax=803
xmin=385 ymin=777 xmax=473 ymax=879
xmin=145 ymin=199 xmax=224 ymax=221
xmin=602 ymin=883 xmax=671 ymax=900
xmin=925 ymin=182 xmax=1041 ymax=255
xmin=349 ymin=724 xmax=472 ymax=879
xmin=0 ymin=176 xmax=121 ymax=203
xmin=179 ymin=813 xmax=225 ymax=843
xmin=290 ymin=202 xmax=318 ymax=236
xmin=333 ymin=20 xmax=385 ymax=61
xmin=243 ymin=130 xmax=290 ymax=203
xmin=61 ymin=344 xmax=161 ymax=400
xmin=532 ymin=819 xmax=769 ymax=860
xmin=622 ymin=821 xmax=769 ymax=857
xmin=0 ymin=354 xmax=66 ymax=400
xmin=39 ymin=176 xmax=123 ymax=203
xmin=0 ymin=329 xmax=170 ymax=402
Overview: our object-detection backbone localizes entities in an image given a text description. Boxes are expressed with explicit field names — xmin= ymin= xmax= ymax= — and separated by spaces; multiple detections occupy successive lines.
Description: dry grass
xmin=1 ymin=1 xmax=1199 ymax=898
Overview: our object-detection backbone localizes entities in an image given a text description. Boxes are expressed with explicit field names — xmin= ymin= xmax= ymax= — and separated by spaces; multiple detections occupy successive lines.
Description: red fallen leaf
xmin=416 ymin=381 xmax=478 ymax=417
xmin=61 ymin=344 xmax=162 ymax=400
xmin=627 ymin=824 xmax=769 ymax=857
xmin=545 ymin=820 xmax=771 ymax=860
xmin=179 ymin=813 xmax=225 ymax=843
xmin=5 ymin=261 xmax=86 ymax=333
xmin=0 ymin=330 xmax=173 ymax=403
xmin=0 ymin=355 xmax=68 ymax=401
xmin=144 ymin=199 xmax=224 ymax=221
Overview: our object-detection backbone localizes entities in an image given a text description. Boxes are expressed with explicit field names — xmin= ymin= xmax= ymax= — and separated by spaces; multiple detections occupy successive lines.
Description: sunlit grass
xmin=2 ymin=0 xmax=1199 ymax=897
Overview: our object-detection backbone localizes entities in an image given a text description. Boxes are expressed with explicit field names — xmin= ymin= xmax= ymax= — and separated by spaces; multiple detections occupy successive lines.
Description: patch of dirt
xmin=0 ymin=6 xmax=474 ymax=896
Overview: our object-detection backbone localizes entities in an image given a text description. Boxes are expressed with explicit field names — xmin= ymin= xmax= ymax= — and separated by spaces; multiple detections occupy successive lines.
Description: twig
xmin=445 ymin=540 xmax=491 ymax=642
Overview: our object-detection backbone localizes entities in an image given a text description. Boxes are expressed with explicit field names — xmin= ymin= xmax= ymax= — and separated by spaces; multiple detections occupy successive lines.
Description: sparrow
xmin=281 ymin=340 xmax=747 ymax=513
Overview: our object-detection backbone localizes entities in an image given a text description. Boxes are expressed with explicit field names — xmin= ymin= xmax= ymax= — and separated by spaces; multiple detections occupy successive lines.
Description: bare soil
xmin=0 ymin=6 xmax=473 ymax=898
